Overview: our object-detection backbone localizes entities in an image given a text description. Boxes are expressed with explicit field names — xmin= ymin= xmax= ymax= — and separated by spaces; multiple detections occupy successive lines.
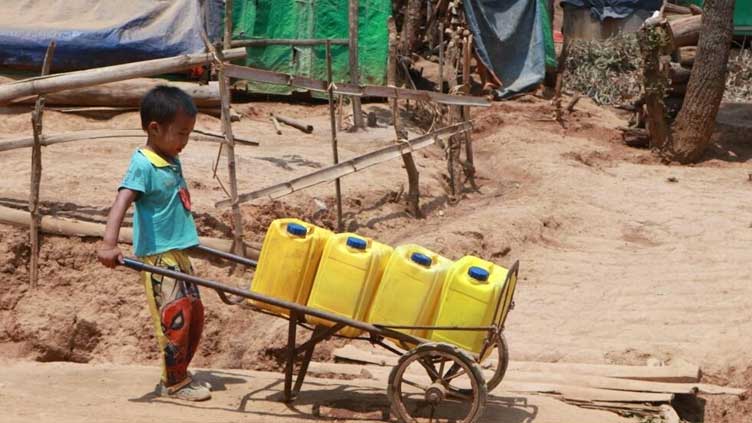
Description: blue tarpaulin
xmin=0 ymin=0 xmax=223 ymax=72
xmin=560 ymin=0 xmax=662 ymax=21
xmin=464 ymin=0 xmax=551 ymax=99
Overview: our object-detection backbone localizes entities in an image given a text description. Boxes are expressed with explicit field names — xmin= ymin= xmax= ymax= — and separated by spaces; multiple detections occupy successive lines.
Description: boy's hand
xmin=98 ymin=245 xmax=123 ymax=268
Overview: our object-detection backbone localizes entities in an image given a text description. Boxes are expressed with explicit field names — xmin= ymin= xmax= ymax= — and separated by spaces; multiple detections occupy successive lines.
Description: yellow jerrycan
xmin=250 ymin=218 xmax=333 ymax=316
xmin=306 ymin=233 xmax=393 ymax=337
xmin=367 ymin=244 xmax=452 ymax=340
xmin=428 ymin=256 xmax=512 ymax=354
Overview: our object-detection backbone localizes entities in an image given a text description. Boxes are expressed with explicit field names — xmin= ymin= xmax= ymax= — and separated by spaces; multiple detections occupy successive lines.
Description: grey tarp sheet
xmin=560 ymin=0 xmax=662 ymax=21
xmin=464 ymin=0 xmax=547 ymax=99
xmin=0 ymin=0 xmax=222 ymax=72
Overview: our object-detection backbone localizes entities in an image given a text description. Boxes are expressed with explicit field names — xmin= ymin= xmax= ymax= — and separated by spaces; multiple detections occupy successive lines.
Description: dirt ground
xmin=1 ymin=94 xmax=751 ymax=422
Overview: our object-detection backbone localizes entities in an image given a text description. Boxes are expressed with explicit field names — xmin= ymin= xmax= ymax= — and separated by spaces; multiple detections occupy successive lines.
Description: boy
xmin=97 ymin=86 xmax=210 ymax=401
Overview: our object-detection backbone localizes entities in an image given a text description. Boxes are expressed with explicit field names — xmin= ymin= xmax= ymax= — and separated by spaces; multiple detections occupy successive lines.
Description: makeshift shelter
xmin=463 ymin=0 xmax=556 ymax=99
xmin=230 ymin=0 xmax=390 ymax=94
xmin=0 ymin=0 xmax=223 ymax=72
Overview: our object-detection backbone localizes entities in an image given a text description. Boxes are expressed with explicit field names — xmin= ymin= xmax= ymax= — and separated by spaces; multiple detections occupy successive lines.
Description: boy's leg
xmin=142 ymin=250 xmax=207 ymax=399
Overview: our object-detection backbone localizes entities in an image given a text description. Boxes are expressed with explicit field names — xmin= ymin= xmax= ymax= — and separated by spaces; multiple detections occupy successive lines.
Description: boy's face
xmin=147 ymin=110 xmax=196 ymax=159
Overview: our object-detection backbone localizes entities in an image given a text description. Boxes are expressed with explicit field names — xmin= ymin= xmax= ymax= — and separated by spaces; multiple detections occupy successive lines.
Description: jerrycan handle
xmin=346 ymin=236 xmax=368 ymax=250
xmin=468 ymin=266 xmax=490 ymax=282
xmin=286 ymin=223 xmax=308 ymax=237
xmin=410 ymin=252 xmax=432 ymax=267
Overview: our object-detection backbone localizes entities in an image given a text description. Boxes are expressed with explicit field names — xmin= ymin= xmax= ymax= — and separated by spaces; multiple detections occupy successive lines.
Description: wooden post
xmin=461 ymin=35 xmax=477 ymax=189
xmin=348 ymin=0 xmax=364 ymax=130
xmin=220 ymin=0 xmax=245 ymax=255
xmin=638 ymin=20 xmax=673 ymax=153
xmin=446 ymin=37 xmax=463 ymax=201
xmin=438 ymin=22 xmax=444 ymax=93
xmin=29 ymin=40 xmax=56 ymax=289
xmin=388 ymin=18 xmax=422 ymax=218
xmin=326 ymin=41 xmax=344 ymax=231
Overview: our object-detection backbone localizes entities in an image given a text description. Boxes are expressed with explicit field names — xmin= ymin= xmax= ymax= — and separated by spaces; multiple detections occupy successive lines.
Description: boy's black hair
xmin=139 ymin=85 xmax=198 ymax=130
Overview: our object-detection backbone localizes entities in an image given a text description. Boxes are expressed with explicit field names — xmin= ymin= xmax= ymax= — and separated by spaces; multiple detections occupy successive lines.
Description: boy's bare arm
xmin=98 ymin=189 xmax=139 ymax=268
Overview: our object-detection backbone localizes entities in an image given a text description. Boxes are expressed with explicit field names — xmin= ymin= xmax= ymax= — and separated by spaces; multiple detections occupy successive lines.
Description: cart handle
xmin=119 ymin=256 xmax=421 ymax=345
xmin=191 ymin=244 xmax=258 ymax=268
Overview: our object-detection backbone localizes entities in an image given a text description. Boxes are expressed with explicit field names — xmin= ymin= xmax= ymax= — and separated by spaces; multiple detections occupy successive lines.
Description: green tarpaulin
xmin=231 ymin=0 xmax=390 ymax=94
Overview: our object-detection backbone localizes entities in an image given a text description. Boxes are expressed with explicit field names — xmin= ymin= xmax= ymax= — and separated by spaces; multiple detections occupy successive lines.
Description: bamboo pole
xmin=326 ymin=41 xmax=344 ymax=232
xmin=231 ymin=38 xmax=349 ymax=47
xmin=0 ymin=205 xmax=260 ymax=260
xmin=215 ymin=122 xmax=472 ymax=207
xmin=29 ymin=40 xmax=56 ymax=288
xmin=0 ymin=129 xmax=258 ymax=152
xmin=349 ymin=0 xmax=364 ymax=130
xmin=220 ymin=0 xmax=245 ymax=256
xmin=0 ymin=48 xmax=247 ymax=105
xmin=223 ymin=63 xmax=490 ymax=107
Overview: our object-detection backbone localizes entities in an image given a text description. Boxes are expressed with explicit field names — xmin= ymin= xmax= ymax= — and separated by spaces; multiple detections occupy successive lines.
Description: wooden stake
xmin=388 ymin=18 xmax=422 ymax=218
xmin=461 ymin=35 xmax=477 ymax=189
xmin=270 ymin=115 xmax=283 ymax=135
xmin=326 ymin=41 xmax=344 ymax=232
xmin=220 ymin=0 xmax=245 ymax=256
xmin=438 ymin=23 xmax=445 ymax=93
xmin=29 ymin=40 xmax=56 ymax=289
xmin=348 ymin=0 xmax=364 ymax=130
xmin=446 ymin=40 xmax=463 ymax=201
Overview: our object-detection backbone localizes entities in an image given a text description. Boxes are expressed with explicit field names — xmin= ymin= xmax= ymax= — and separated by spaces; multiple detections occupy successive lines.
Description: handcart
xmin=121 ymin=244 xmax=520 ymax=423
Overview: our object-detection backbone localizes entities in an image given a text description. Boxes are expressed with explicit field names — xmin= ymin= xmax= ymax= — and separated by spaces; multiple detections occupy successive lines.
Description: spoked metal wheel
xmin=484 ymin=331 xmax=509 ymax=392
xmin=387 ymin=343 xmax=487 ymax=423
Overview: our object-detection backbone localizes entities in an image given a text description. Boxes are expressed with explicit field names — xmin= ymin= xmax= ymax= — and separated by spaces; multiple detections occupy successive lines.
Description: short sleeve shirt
xmin=120 ymin=148 xmax=199 ymax=257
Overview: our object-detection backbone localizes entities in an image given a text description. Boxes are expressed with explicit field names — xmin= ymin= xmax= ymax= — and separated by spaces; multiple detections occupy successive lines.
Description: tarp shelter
xmin=464 ymin=0 xmax=556 ymax=99
xmin=230 ymin=0 xmax=390 ymax=94
xmin=560 ymin=0 xmax=662 ymax=21
xmin=0 ymin=0 xmax=222 ymax=72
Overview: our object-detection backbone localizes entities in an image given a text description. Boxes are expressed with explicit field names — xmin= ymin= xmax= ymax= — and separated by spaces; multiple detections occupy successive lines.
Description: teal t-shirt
xmin=119 ymin=148 xmax=199 ymax=257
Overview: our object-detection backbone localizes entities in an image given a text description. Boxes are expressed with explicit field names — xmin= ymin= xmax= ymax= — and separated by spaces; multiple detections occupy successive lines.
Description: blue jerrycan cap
xmin=286 ymin=222 xmax=308 ymax=236
xmin=411 ymin=252 xmax=432 ymax=266
xmin=346 ymin=236 xmax=367 ymax=250
xmin=468 ymin=266 xmax=490 ymax=282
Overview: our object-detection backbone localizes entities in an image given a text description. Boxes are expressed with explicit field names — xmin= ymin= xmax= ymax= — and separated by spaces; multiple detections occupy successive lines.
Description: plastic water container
xmin=367 ymin=244 xmax=452 ymax=340
xmin=306 ymin=233 xmax=393 ymax=337
xmin=250 ymin=218 xmax=333 ymax=316
xmin=428 ymin=256 xmax=511 ymax=354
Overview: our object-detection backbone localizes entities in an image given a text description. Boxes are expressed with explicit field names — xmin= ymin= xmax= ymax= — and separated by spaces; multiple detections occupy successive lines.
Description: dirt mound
xmin=701 ymin=367 xmax=752 ymax=423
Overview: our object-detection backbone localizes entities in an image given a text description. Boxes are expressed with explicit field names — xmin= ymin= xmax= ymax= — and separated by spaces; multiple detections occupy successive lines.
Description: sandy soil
xmin=1 ymin=95 xmax=751 ymax=422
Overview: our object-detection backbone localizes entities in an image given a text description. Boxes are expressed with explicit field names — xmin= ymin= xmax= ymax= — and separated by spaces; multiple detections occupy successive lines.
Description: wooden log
xmin=0 ymin=128 xmax=258 ymax=152
xmin=270 ymin=115 xmax=283 ymax=135
xmin=215 ymin=122 xmax=471 ymax=207
xmin=677 ymin=46 xmax=696 ymax=67
xmin=349 ymin=0 xmax=364 ymax=130
xmin=689 ymin=4 xmax=703 ymax=15
xmin=664 ymin=3 xmax=692 ymax=15
xmin=273 ymin=114 xmax=314 ymax=134
xmin=231 ymin=38 xmax=349 ymax=48
xmin=326 ymin=41 xmax=344 ymax=232
xmin=668 ymin=62 xmax=692 ymax=83
xmin=29 ymin=41 xmax=56 ymax=289
xmin=0 ymin=205 xmax=260 ymax=260
xmin=669 ymin=15 xmax=702 ymax=49
xmin=0 ymin=77 xmax=221 ymax=108
xmin=0 ymin=48 xmax=246 ymax=105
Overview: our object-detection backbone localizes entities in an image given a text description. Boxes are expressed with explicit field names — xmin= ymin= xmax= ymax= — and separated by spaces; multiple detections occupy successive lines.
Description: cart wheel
xmin=484 ymin=332 xmax=509 ymax=392
xmin=387 ymin=343 xmax=487 ymax=423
